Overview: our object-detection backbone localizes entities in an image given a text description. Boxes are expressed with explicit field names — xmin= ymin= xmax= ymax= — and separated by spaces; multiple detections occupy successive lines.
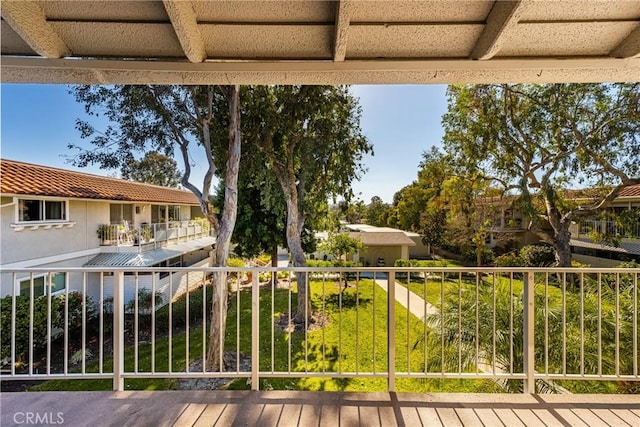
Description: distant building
xmin=0 ymin=159 xmax=214 ymax=304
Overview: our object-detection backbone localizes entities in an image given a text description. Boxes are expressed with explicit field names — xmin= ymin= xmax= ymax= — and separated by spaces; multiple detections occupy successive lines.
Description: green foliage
xmin=519 ymin=245 xmax=555 ymax=267
xmin=306 ymin=259 xmax=362 ymax=268
xmin=1 ymin=292 xmax=96 ymax=361
xmin=124 ymin=288 xmax=163 ymax=314
xmin=121 ymin=151 xmax=182 ymax=187
xmin=227 ymin=258 xmax=246 ymax=268
xmin=442 ymin=83 xmax=640 ymax=266
xmin=319 ymin=233 xmax=365 ymax=260
xmin=365 ymin=196 xmax=392 ymax=227
xmin=461 ymin=247 xmax=494 ymax=266
xmin=154 ymin=285 xmax=213 ymax=334
xmin=494 ymin=252 xmax=525 ymax=267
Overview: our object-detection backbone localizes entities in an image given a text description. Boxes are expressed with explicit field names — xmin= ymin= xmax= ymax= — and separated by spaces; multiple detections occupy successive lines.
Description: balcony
xmin=1 ymin=266 xmax=639 ymax=425
xmin=574 ymin=220 xmax=640 ymax=241
xmin=97 ymin=220 xmax=212 ymax=253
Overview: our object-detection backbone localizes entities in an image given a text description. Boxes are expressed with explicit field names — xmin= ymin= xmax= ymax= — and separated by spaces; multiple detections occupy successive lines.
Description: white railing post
xmin=113 ymin=271 xmax=125 ymax=391
xmin=387 ymin=270 xmax=396 ymax=392
xmin=251 ymin=268 xmax=260 ymax=391
xmin=523 ymin=270 xmax=535 ymax=394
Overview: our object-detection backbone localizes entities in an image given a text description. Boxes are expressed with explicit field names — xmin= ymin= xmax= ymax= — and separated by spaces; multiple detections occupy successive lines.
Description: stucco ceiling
xmin=1 ymin=0 xmax=639 ymax=84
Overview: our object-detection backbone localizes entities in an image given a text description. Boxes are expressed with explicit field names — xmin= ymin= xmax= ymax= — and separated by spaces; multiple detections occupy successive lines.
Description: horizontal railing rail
xmin=577 ymin=220 xmax=640 ymax=240
xmin=1 ymin=266 xmax=638 ymax=394
xmin=97 ymin=221 xmax=212 ymax=252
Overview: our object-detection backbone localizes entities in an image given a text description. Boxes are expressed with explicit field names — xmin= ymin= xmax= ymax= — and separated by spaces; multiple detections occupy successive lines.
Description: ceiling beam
xmin=611 ymin=25 xmax=640 ymax=58
xmin=470 ymin=0 xmax=527 ymax=60
xmin=0 ymin=1 xmax=70 ymax=58
xmin=2 ymin=57 xmax=638 ymax=85
xmin=334 ymin=0 xmax=352 ymax=62
xmin=162 ymin=0 xmax=206 ymax=63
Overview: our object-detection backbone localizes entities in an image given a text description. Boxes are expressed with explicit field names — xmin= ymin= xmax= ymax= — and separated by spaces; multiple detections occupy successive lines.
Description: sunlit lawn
xmin=31 ymin=277 xmax=500 ymax=393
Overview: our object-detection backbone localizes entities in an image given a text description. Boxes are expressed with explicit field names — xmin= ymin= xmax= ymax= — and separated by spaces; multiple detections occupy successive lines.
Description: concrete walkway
xmin=375 ymin=279 xmax=438 ymax=318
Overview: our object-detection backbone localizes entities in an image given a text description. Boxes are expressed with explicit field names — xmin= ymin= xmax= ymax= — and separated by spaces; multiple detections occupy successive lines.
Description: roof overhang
xmin=84 ymin=236 xmax=215 ymax=267
xmin=2 ymin=0 xmax=639 ymax=85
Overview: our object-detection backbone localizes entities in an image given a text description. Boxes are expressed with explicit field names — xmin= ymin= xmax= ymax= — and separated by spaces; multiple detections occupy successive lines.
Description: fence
xmin=1 ymin=267 xmax=638 ymax=394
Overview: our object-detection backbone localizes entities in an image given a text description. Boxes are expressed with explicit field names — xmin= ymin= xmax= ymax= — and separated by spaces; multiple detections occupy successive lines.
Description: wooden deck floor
xmin=1 ymin=390 xmax=639 ymax=426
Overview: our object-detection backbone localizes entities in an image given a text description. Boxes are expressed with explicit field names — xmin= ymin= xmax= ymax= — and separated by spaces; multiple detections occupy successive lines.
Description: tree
xmin=319 ymin=232 xmax=365 ymax=261
xmin=121 ymin=151 xmax=182 ymax=187
xmin=244 ymin=85 xmax=372 ymax=323
xmin=443 ymin=83 xmax=640 ymax=266
xmin=68 ymin=85 xmax=241 ymax=370
xmin=365 ymin=196 xmax=391 ymax=227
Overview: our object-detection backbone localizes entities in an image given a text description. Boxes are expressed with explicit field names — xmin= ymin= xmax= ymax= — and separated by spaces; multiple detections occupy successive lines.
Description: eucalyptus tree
xmin=243 ymin=85 xmax=372 ymax=323
xmin=443 ymin=83 xmax=640 ymax=267
xmin=68 ymin=85 xmax=241 ymax=370
xmin=121 ymin=151 xmax=182 ymax=187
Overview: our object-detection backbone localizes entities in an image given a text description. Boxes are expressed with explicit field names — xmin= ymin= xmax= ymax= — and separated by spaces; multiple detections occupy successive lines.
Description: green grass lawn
xmin=30 ymin=277 xmax=500 ymax=393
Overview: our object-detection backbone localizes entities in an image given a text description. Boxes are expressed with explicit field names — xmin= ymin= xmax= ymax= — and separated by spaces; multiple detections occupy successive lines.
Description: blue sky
xmin=1 ymin=84 xmax=447 ymax=204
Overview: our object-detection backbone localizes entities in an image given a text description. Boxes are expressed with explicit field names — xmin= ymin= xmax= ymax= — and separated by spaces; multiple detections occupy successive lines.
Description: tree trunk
xmin=554 ymin=223 xmax=573 ymax=268
xmin=206 ymin=85 xmax=241 ymax=371
xmin=284 ymin=196 xmax=310 ymax=324
xmin=271 ymin=245 xmax=278 ymax=268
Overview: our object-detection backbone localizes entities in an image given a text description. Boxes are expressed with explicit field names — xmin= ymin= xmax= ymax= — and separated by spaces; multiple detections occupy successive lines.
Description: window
xmin=18 ymin=199 xmax=66 ymax=222
xmin=19 ymin=273 xmax=66 ymax=297
xmin=153 ymin=205 xmax=182 ymax=222
xmin=110 ymin=204 xmax=133 ymax=224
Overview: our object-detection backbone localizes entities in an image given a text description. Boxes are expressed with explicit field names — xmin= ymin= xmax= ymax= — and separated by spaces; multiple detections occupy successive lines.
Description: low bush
xmin=154 ymin=285 xmax=213 ymax=333
xmin=494 ymin=252 xmax=525 ymax=267
xmin=0 ymin=292 xmax=96 ymax=361
xmin=520 ymin=244 xmax=556 ymax=267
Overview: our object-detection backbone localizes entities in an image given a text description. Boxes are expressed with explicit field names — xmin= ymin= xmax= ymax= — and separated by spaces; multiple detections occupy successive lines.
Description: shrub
xmin=461 ymin=247 xmax=495 ymax=266
xmin=154 ymin=285 xmax=212 ymax=334
xmin=306 ymin=260 xmax=362 ymax=268
xmin=494 ymin=252 xmax=525 ymax=267
xmin=1 ymin=292 xmax=96 ymax=361
xmin=520 ymin=244 xmax=556 ymax=267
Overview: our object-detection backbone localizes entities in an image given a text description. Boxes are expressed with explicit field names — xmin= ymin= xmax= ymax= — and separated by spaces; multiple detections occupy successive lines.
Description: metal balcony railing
xmin=1 ymin=266 xmax=638 ymax=394
xmin=576 ymin=220 xmax=640 ymax=240
xmin=97 ymin=220 xmax=212 ymax=252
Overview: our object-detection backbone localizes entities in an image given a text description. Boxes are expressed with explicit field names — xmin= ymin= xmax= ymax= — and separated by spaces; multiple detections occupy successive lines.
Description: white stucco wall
xmin=0 ymin=199 xmax=108 ymax=266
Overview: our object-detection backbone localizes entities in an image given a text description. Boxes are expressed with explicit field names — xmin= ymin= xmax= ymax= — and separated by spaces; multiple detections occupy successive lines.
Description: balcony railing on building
xmin=576 ymin=220 xmax=640 ymax=240
xmin=1 ymin=266 xmax=638 ymax=394
xmin=97 ymin=219 xmax=211 ymax=253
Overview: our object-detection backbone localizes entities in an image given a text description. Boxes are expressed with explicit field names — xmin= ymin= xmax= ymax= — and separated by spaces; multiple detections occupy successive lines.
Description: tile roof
xmin=1 ymin=159 xmax=199 ymax=205
xmin=619 ymin=184 xmax=640 ymax=198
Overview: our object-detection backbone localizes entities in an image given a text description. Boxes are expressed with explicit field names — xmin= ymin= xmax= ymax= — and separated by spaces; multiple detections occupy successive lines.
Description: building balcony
xmin=97 ymin=220 xmax=212 ymax=253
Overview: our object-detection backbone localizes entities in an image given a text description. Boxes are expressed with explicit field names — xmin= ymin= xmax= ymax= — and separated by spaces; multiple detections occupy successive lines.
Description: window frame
xmin=18 ymin=272 xmax=67 ymax=297
xmin=16 ymin=197 xmax=69 ymax=223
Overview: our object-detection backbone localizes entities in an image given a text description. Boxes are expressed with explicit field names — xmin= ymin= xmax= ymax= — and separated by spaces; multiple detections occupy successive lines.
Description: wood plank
xmin=400 ymin=407 xmax=423 ymax=427
xmin=454 ymin=408 xmax=483 ymax=426
xmin=214 ymin=404 xmax=245 ymax=426
xmin=591 ymin=409 xmax=635 ymax=427
xmin=436 ymin=408 xmax=462 ymax=427
xmin=474 ymin=408 xmax=504 ymax=427
xmin=279 ymin=404 xmax=303 ymax=426
xmin=611 ymin=409 xmax=640 ymax=425
xmin=192 ymin=404 xmax=226 ymax=427
xmin=554 ymin=409 xmax=589 ymax=427
xmin=319 ymin=405 xmax=339 ymax=427
xmin=573 ymin=409 xmax=624 ymax=426
xmin=417 ymin=407 xmax=443 ymax=427
xmin=173 ymin=403 xmax=208 ymax=427
xmin=531 ymin=409 xmax=565 ymax=427
xmin=492 ymin=409 xmax=526 ymax=427
xmin=378 ymin=405 xmax=398 ymax=427
xmin=340 ymin=405 xmax=360 ymax=426
xmin=257 ymin=403 xmax=283 ymax=426
xmin=513 ymin=409 xmax=545 ymax=427
xmin=299 ymin=403 xmax=321 ymax=427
